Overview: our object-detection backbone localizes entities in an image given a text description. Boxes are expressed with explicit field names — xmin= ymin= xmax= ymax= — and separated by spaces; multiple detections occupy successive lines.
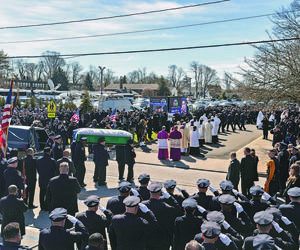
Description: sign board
xmin=168 ymin=97 xmax=187 ymax=114
xmin=47 ymin=101 xmax=56 ymax=118
xmin=149 ymin=97 xmax=168 ymax=113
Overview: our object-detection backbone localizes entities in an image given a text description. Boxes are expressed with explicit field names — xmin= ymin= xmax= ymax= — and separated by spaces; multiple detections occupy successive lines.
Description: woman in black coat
xmin=283 ymin=163 xmax=300 ymax=203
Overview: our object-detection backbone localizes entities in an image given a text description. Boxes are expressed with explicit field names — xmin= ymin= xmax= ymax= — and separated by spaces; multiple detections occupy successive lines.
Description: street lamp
xmin=98 ymin=66 xmax=106 ymax=96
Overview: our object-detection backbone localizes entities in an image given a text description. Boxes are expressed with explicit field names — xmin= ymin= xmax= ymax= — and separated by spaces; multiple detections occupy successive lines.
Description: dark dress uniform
xmin=280 ymin=200 xmax=300 ymax=232
xmin=74 ymin=141 xmax=87 ymax=186
xmin=135 ymin=174 xmax=151 ymax=201
xmin=3 ymin=167 xmax=24 ymax=198
xmin=0 ymin=159 xmax=8 ymax=198
xmin=226 ymin=158 xmax=240 ymax=190
xmin=36 ymin=153 xmax=56 ymax=210
xmin=244 ymin=234 xmax=280 ymax=250
xmin=23 ymin=154 xmax=37 ymax=207
xmin=46 ymin=174 xmax=81 ymax=215
xmin=0 ymin=194 xmax=28 ymax=237
xmin=57 ymin=157 xmax=76 ymax=176
xmin=52 ymin=141 xmax=63 ymax=161
xmin=106 ymin=196 xmax=127 ymax=215
xmin=240 ymin=154 xmax=255 ymax=197
xmin=93 ymin=143 xmax=109 ymax=185
xmin=124 ymin=143 xmax=136 ymax=182
xmin=278 ymin=146 xmax=290 ymax=192
xmin=46 ymin=138 xmax=54 ymax=149
xmin=116 ymin=146 xmax=125 ymax=181
xmin=0 ymin=242 xmax=29 ymax=249
xmin=190 ymin=192 xmax=215 ymax=211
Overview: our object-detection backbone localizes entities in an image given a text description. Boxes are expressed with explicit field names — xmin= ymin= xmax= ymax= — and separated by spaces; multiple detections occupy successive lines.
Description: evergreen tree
xmin=84 ymin=73 xmax=94 ymax=91
xmin=52 ymin=67 xmax=69 ymax=91
xmin=219 ymin=91 xmax=227 ymax=100
xmin=157 ymin=76 xmax=171 ymax=96
xmin=80 ymin=90 xmax=93 ymax=114
xmin=0 ymin=97 xmax=5 ymax=108
xmin=38 ymin=98 xmax=43 ymax=108
xmin=16 ymin=97 xmax=22 ymax=108
xmin=30 ymin=96 xmax=36 ymax=108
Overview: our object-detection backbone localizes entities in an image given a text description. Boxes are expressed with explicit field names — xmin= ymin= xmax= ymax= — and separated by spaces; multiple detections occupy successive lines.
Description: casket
xmin=73 ymin=128 xmax=132 ymax=145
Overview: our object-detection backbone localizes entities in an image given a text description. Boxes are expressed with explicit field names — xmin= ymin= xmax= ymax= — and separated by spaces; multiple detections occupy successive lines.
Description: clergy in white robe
xmin=212 ymin=118 xmax=219 ymax=143
xmin=179 ymin=122 xmax=190 ymax=154
xmin=204 ymin=120 xmax=213 ymax=144
xmin=190 ymin=126 xmax=200 ymax=155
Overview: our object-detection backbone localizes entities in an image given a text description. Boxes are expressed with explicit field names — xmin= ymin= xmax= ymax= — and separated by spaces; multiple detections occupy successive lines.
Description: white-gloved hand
xmin=176 ymin=186 xmax=182 ymax=192
xmin=138 ymin=203 xmax=149 ymax=213
xmin=221 ymin=220 xmax=230 ymax=230
xmin=99 ymin=205 xmax=106 ymax=212
xmin=272 ymin=221 xmax=283 ymax=233
xmin=263 ymin=192 xmax=271 ymax=200
xmin=131 ymin=189 xmax=139 ymax=197
xmin=232 ymin=189 xmax=238 ymax=196
xmin=197 ymin=205 xmax=206 ymax=213
xmin=219 ymin=233 xmax=231 ymax=246
xmin=281 ymin=216 xmax=292 ymax=225
xmin=234 ymin=202 xmax=243 ymax=213
xmin=24 ymin=184 xmax=27 ymax=189
xmin=209 ymin=186 xmax=216 ymax=193
xmin=67 ymin=215 xmax=78 ymax=224
xmin=161 ymin=190 xmax=170 ymax=199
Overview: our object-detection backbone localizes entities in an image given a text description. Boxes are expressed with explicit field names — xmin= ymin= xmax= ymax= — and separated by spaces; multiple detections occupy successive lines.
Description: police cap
xmin=98 ymin=137 xmax=105 ymax=143
xmin=147 ymin=182 xmax=162 ymax=193
xmin=80 ymin=137 xmax=87 ymax=141
xmin=84 ymin=195 xmax=100 ymax=207
xmin=138 ymin=174 xmax=150 ymax=184
xmin=253 ymin=234 xmax=275 ymax=249
xmin=118 ymin=181 xmax=132 ymax=193
xmin=207 ymin=211 xmax=225 ymax=224
xmin=280 ymin=142 xmax=287 ymax=147
xmin=54 ymin=135 xmax=62 ymax=140
xmin=266 ymin=207 xmax=282 ymax=222
xmin=44 ymin=147 xmax=51 ymax=153
xmin=164 ymin=180 xmax=176 ymax=190
xmin=49 ymin=132 xmax=55 ymax=137
xmin=218 ymin=194 xmax=236 ymax=205
xmin=287 ymin=187 xmax=300 ymax=197
xmin=182 ymin=198 xmax=197 ymax=210
xmin=49 ymin=208 xmax=67 ymax=222
xmin=219 ymin=181 xmax=234 ymax=191
xmin=254 ymin=211 xmax=273 ymax=225
xmin=201 ymin=221 xmax=221 ymax=238
xmin=8 ymin=157 xmax=18 ymax=164
xmin=197 ymin=179 xmax=210 ymax=188
xmin=123 ymin=196 xmax=140 ymax=207
xmin=249 ymin=185 xmax=264 ymax=196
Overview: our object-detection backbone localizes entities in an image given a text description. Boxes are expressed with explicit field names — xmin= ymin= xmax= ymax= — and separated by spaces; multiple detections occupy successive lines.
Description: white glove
xmin=99 ymin=205 xmax=106 ymax=212
xmin=138 ymin=203 xmax=149 ymax=213
xmin=219 ymin=233 xmax=231 ymax=246
xmin=161 ymin=190 xmax=170 ymax=199
xmin=197 ymin=205 xmax=206 ymax=213
xmin=131 ymin=189 xmax=139 ymax=197
xmin=234 ymin=202 xmax=243 ymax=213
xmin=232 ymin=189 xmax=238 ymax=196
xmin=281 ymin=216 xmax=292 ymax=225
xmin=221 ymin=220 xmax=230 ymax=230
xmin=272 ymin=221 xmax=283 ymax=233
xmin=176 ymin=186 xmax=182 ymax=192
xmin=67 ymin=215 xmax=78 ymax=224
xmin=24 ymin=184 xmax=27 ymax=189
xmin=209 ymin=186 xmax=216 ymax=193
xmin=263 ymin=192 xmax=271 ymax=200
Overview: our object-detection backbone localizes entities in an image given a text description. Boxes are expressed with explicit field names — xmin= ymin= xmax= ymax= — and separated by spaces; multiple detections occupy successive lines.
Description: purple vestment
xmin=157 ymin=130 xmax=169 ymax=160
xmin=169 ymin=129 xmax=182 ymax=161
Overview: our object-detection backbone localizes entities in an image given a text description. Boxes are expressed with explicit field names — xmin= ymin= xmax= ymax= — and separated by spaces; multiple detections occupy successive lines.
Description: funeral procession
xmin=0 ymin=0 xmax=300 ymax=249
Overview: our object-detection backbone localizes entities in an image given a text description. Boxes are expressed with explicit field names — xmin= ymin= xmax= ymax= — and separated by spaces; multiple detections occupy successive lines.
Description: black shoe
xmin=98 ymin=182 xmax=107 ymax=186
xmin=29 ymin=205 xmax=38 ymax=209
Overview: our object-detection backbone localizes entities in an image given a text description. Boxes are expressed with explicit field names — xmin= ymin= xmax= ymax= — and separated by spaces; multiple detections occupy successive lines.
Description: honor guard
xmin=52 ymin=135 xmax=63 ymax=161
xmin=190 ymin=179 xmax=215 ymax=211
xmin=135 ymin=174 xmax=151 ymax=201
xmin=164 ymin=179 xmax=189 ymax=209
xmin=46 ymin=132 xmax=55 ymax=149
xmin=74 ymin=137 xmax=87 ymax=187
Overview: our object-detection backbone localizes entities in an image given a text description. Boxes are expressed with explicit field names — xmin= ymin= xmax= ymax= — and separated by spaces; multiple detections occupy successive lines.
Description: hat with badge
xmin=249 ymin=185 xmax=264 ymax=196
xmin=98 ymin=137 xmax=105 ymax=143
xmin=182 ymin=198 xmax=197 ymax=210
xmin=218 ymin=194 xmax=236 ymax=205
xmin=123 ymin=196 xmax=140 ymax=207
xmin=207 ymin=211 xmax=225 ymax=224
xmin=54 ymin=135 xmax=62 ymax=140
xmin=219 ymin=181 xmax=234 ymax=191
xmin=80 ymin=137 xmax=87 ymax=141
xmin=49 ymin=132 xmax=55 ymax=137
xmin=287 ymin=187 xmax=300 ymax=198
xmin=8 ymin=157 xmax=18 ymax=164
xmin=118 ymin=181 xmax=132 ymax=193
xmin=266 ymin=207 xmax=282 ymax=222
xmin=280 ymin=142 xmax=287 ymax=147
xmin=253 ymin=234 xmax=276 ymax=249
xmin=197 ymin=179 xmax=210 ymax=188
xmin=147 ymin=182 xmax=162 ymax=193
xmin=164 ymin=180 xmax=177 ymax=190
xmin=49 ymin=207 xmax=67 ymax=222
xmin=201 ymin=221 xmax=221 ymax=238
xmin=84 ymin=195 xmax=100 ymax=207
xmin=254 ymin=211 xmax=273 ymax=225
xmin=138 ymin=174 xmax=150 ymax=184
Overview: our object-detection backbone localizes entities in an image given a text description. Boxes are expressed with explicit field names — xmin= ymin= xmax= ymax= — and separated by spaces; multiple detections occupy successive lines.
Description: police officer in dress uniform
xmin=57 ymin=150 xmax=76 ymax=176
xmin=93 ymin=137 xmax=110 ymax=186
xmin=116 ymin=145 xmax=125 ymax=181
xmin=36 ymin=147 xmax=56 ymax=211
xmin=76 ymin=195 xmax=113 ymax=250
xmin=86 ymin=233 xmax=105 ymax=250
xmin=106 ymin=182 xmax=132 ymax=215
xmin=135 ymin=174 xmax=151 ymax=201
xmin=0 ymin=185 xmax=27 ymax=238
xmin=38 ymin=207 xmax=89 ymax=250
xmin=52 ymin=135 xmax=63 ymax=161
xmin=0 ymin=223 xmax=28 ymax=250
xmin=124 ymin=139 xmax=136 ymax=183
xmin=200 ymin=221 xmax=222 ymax=249
xmin=109 ymin=196 xmax=158 ymax=250
xmin=174 ymin=198 xmax=203 ymax=250
xmin=74 ymin=137 xmax=87 ymax=187
xmin=164 ymin=180 xmax=189 ymax=209
xmin=46 ymin=132 xmax=55 ymax=150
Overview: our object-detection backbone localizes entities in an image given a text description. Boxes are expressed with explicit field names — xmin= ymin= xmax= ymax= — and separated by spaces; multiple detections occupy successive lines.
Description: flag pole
xmin=4 ymin=78 xmax=14 ymax=158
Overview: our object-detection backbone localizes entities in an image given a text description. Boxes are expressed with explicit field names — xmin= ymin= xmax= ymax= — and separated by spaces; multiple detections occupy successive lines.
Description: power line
xmin=0 ymin=0 xmax=229 ymax=30
xmin=2 ymin=37 xmax=298 ymax=59
xmin=0 ymin=10 xmax=293 ymax=45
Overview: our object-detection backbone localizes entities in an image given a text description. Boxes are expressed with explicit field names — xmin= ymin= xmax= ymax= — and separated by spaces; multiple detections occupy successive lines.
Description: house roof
xmin=105 ymin=84 xmax=159 ymax=90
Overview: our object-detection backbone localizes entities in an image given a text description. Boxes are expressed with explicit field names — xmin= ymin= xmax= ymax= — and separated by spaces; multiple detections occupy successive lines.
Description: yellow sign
xmin=47 ymin=101 xmax=56 ymax=113
xmin=48 ymin=113 xmax=55 ymax=118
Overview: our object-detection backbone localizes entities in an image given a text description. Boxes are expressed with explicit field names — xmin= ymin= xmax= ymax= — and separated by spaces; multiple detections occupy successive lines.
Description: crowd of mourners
xmin=0 ymin=104 xmax=299 ymax=249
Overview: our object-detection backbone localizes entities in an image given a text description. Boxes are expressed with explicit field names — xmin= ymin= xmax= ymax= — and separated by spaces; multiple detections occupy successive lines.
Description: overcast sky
xmin=0 ymin=0 xmax=294 ymax=80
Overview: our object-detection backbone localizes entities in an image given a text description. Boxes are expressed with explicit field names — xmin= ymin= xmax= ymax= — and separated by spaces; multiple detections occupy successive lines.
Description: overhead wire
xmin=0 ymin=0 xmax=229 ymax=30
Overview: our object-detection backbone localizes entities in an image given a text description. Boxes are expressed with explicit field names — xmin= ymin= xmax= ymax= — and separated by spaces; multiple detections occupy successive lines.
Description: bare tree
xmin=70 ymin=62 xmax=83 ymax=84
xmin=103 ymin=68 xmax=115 ymax=86
xmin=25 ymin=63 xmax=37 ymax=80
xmin=168 ymin=65 xmax=184 ymax=91
xmin=40 ymin=51 xmax=65 ymax=79
xmin=16 ymin=59 xmax=26 ymax=79
xmin=190 ymin=61 xmax=203 ymax=98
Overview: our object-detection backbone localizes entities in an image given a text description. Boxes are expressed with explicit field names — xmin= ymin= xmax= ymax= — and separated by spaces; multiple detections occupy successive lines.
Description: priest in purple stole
xmin=169 ymin=125 xmax=182 ymax=161
xmin=157 ymin=126 xmax=169 ymax=160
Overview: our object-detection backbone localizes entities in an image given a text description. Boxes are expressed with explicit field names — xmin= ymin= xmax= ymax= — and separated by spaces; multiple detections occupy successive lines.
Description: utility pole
xmin=98 ymin=66 xmax=106 ymax=95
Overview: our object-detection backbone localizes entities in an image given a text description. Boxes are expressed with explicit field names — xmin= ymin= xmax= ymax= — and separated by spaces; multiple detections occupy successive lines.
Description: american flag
xmin=70 ymin=108 xmax=79 ymax=123
xmin=0 ymin=79 xmax=14 ymax=157
xmin=110 ymin=108 xmax=116 ymax=121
